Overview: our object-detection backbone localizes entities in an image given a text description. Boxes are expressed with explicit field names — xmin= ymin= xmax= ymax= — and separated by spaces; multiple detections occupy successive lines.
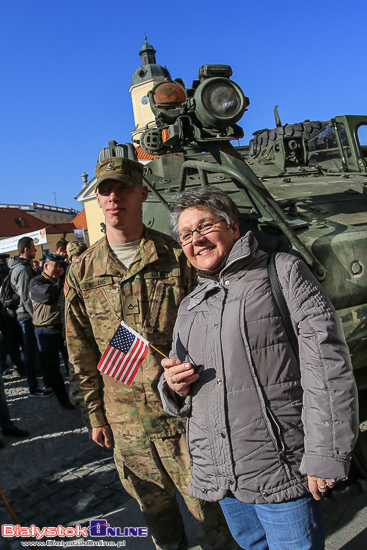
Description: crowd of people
xmin=0 ymin=154 xmax=360 ymax=549
xmin=0 ymin=238 xmax=87 ymax=448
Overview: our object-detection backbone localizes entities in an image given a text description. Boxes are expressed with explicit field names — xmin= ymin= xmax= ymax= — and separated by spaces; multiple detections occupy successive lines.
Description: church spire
xmin=131 ymin=38 xmax=170 ymax=86
xmin=139 ymin=36 xmax=157 ymax=65
xmin=130 ymin=39 xmax=172 ymax=142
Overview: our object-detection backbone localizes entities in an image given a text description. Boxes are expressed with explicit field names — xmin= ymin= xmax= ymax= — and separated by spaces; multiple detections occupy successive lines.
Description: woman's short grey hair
xmin=169 ymin=186 xmax=240 ymax=240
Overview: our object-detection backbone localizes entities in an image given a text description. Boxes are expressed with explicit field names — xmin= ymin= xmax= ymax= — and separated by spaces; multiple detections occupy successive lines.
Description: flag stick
xmin=150 ymin=344 xmax=168 ymax=358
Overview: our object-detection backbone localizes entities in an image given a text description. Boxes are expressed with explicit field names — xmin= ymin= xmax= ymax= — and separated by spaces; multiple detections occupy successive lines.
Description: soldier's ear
xmin=141 ymin=186 xmax=148 ymax=203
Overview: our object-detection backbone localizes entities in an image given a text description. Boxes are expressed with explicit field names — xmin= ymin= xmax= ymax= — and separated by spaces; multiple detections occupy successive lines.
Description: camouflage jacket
xmin=65 ymin=227 xmax=196 ymax=438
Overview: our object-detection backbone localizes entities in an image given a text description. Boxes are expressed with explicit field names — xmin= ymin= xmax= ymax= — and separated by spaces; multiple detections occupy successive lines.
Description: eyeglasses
xmin=178 ymin=219 xmax=225 ymax=246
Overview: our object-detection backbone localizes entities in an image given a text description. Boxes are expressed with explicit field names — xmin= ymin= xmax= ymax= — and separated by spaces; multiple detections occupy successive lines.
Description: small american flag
xmin=97 ymin=321 xmax=149 ymax=385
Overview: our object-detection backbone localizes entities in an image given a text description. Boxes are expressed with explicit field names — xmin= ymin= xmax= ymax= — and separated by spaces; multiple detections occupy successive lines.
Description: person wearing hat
xmin=65 ymin=156 xmax=239 ymax=550
xmin=66 ymin=241 xmax=88 ymax=265
xmin=30 ymin=254 xmax=74 ymax=410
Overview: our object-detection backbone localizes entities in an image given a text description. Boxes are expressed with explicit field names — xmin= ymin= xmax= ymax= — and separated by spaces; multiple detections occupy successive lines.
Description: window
xmin=306 ymin=123 xmax=351 ymax=171
xmin=356 ymin=123 xmax=367 ymax=160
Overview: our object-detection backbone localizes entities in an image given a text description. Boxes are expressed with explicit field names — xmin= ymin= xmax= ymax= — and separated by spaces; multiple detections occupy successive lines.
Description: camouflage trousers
xmin=113 ymin=432 xmax=240 ymax=550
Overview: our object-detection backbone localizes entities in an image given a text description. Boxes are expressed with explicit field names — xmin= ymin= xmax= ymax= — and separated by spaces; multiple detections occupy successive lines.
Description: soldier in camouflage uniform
xmin=65 ymin=157 xmax=239 ymax=550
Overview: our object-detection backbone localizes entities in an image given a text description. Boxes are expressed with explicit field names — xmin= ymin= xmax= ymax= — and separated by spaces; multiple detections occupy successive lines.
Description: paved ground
xmin=0 ymin=367 xmax=367 ymax=550
xmin=0 ymin=368 xmax=201 ymax=550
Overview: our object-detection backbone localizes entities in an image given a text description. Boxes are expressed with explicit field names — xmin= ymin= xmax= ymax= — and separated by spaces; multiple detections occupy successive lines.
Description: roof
xmin=0 ymin=202 xmax=78 ymax=215
xmin=136 ymin=146 xmax=158 ymax=161
xmin=131 ymin=64 xmax=170 ymax=86
xmin=139 ymin=42 xmax=156 ymax=56
xmin=0 ymin=208 xmax=76 ymax=238
xmin=47 ymin=223 xmax=76 ymax=235
xmin=72 ymin=208 xmax=88 ymax=230
xmin=131 ymin=40 xmax=171 ymax=86
xmin=0 ymin=208 xmax=45 ymax=237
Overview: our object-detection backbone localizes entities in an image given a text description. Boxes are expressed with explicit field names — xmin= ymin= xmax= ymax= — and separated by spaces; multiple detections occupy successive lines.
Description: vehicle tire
xmin=249 ymin=120 xmax=327 ymax=156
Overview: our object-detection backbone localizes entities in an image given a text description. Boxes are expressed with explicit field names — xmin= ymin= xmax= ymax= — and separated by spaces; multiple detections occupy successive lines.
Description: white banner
xmin=0 ymin=228 xmax=48 ymax=254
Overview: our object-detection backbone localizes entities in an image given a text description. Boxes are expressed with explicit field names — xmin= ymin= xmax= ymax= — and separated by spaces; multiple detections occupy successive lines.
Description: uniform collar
xmin=91 ymin=227 xmax=175 ymax=278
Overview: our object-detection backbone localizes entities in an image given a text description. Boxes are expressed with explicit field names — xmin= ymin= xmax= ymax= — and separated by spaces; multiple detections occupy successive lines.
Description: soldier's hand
xmin=162 ymin=358 xmax=199 ymax=398
xmin=89 ymin=426 xmax=112 ymax=448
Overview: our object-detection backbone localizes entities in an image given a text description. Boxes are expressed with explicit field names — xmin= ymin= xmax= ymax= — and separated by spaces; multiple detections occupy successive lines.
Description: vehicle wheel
xmin=249 ymin=120 xmax=327 ymax=156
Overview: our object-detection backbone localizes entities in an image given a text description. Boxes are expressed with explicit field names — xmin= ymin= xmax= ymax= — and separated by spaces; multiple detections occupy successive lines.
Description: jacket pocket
xmin=143 ymin=279 xmax=165 ymax=333
xmin=82 ymin=281 xmax=121 ymax=320
xmin=142 ymin=278 xmax=183 ymax=336
xmin=81 ymin=284 xmax=122 ymax=349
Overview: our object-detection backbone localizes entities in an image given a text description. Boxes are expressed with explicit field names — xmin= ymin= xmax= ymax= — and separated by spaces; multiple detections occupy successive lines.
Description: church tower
xmin=129 ymin=38 xmax=171 ymax=143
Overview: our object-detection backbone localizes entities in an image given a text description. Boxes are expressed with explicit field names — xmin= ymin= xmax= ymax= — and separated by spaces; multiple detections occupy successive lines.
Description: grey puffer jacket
xmin=159 ymin=232 xmax=359 ymax=504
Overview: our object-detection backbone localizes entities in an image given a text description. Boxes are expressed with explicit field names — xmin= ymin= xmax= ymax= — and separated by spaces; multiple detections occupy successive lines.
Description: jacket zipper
xmin=265 ymin=405 xmax=293 ymax=480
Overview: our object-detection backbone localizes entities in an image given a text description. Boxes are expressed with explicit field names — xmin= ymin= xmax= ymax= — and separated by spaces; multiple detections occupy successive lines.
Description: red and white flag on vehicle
xmin=97 ymin=320 xmax=149 ymax=385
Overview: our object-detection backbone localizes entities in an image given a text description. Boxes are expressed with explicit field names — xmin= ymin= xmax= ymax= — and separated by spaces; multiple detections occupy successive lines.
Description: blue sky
xmin=1 ymin=0 xmax=366 ymax=211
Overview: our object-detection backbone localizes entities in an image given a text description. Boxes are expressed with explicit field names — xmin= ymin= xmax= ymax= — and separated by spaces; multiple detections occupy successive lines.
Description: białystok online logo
xmin=2 ymin=520 xmax=148 ymax=539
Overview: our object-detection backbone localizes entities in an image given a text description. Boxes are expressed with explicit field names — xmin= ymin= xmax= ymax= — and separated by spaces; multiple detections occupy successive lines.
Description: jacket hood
xmin=220 ymin=231 xmax=259 ymax=278
xmin=8 ymin=255 xmax=30 ymax=269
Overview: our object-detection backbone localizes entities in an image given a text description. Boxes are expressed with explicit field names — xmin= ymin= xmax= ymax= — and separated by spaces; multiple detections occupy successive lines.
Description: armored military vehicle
xmin=101 ymin=65 xmax=367 ymax=385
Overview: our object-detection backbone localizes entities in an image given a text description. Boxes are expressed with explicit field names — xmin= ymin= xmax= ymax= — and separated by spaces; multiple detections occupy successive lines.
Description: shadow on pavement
xmin=1 ymin=374 xmax=367 ymax=549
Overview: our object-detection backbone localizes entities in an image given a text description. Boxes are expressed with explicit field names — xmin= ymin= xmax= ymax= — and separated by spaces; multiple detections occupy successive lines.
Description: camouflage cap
xmin=94 ymin=157 xmax=144 ymax=191
xmin=68 ymin=241 xmax=88 ymax=258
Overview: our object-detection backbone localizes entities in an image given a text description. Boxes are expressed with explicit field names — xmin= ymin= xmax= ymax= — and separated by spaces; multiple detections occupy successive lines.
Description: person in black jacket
xmin=0 ymin=254 xmax=25 ymax=377
xmin=29 ymin=254 xmax=74 ymax=410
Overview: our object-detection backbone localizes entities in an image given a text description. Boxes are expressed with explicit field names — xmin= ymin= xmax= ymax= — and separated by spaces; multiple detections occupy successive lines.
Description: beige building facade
xmin=75 ymin=178 xmax=105 ymax=245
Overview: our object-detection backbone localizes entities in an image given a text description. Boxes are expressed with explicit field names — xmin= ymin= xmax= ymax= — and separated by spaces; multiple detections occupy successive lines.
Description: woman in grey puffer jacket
xmin=159 ymin=186 xmax=359 ymax=550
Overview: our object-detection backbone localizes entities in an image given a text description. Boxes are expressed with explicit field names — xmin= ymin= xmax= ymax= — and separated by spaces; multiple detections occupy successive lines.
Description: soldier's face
xmin=97 ymin=181 xmax=148 ymax=233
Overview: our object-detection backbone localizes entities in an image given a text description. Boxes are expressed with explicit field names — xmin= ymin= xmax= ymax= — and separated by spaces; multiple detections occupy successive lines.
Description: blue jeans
xmin=220 ymin=494 xmax=325 ymax=550
xmin=19 ymin=317 xmax=39 ymax=393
